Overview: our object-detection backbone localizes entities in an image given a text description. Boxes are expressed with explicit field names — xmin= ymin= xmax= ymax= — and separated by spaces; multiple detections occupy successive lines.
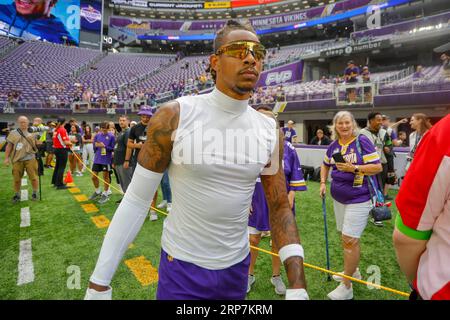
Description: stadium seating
xmin=0 ymin=40 xmax=101 ymax=103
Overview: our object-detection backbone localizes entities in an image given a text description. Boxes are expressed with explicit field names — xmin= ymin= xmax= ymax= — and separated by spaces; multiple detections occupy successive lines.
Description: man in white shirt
xmin=85 ymin=20 xmax=308 ymax=300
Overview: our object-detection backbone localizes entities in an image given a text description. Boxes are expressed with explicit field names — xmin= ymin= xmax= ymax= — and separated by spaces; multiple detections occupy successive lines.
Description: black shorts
xmin=46 ymin=142 xmax=54 ymax=153
xmin=92 ymin=163 xmax=111 ymax=172
xmin=379 ymin=163 xmax=388 ymax=187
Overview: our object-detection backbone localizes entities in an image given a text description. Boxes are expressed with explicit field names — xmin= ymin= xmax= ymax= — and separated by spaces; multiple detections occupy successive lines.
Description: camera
xmin=28 ymin=126 xmax=50 ymax=133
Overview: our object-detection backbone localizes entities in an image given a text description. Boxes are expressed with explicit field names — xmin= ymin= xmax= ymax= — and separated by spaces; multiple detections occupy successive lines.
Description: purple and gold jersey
xmin=249 ymin=142 xmax=307 ymax=231
xmin=323 ymin=135 xmax=380 ymax=204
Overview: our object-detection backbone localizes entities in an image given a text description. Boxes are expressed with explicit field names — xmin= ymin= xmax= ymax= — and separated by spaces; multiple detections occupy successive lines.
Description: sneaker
xmin=31 ymin=193 xmax=38 ymax=201
xmin=157 ymin=200 xmax=167 ymax=209
xmin=166 ymin=203 xmax=172 ymax=213
xmin=105 ymin=189 xmax=112 ymax=196
xmin=56 ymin=185 xmax=69 ymax=190
xmin=247 ymin=275 xmax=255 ymax=293
xmin=270 ymin=275 xmax=286 ymax=295
xmin=89 ymin=191 xmax=102 ymax=200
xmin=149 ymin=211 xmax=158 ymax=221
xmin=12 ymin=195 xmax=20 ymax=203
xmin=327 ymin=283 xmax=353 ymax=300
xmin=332 ymin=268 xmax=362 ymax=282
xmin=370 ymin=218 xmax=384 ymax=227
xmin=76 ymin=172 xmax=83 ymax=177
xmin=98 ymin=194 xmax=110 ymax=204
xmin=261 ymin=231 xmax=271 ymax=238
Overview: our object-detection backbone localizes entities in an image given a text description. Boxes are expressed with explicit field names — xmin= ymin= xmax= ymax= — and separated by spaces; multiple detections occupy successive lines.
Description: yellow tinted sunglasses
xmin=216 ymin=41 xmax=266 ymax=61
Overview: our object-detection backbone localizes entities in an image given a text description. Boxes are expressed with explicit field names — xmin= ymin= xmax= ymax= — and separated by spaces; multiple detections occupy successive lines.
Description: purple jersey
xmin=284 ymin=141 xmax=307 ymax=192
xmin=323 ymin=135 xmax=380 ymax=204
xmin=282 ymin=127 xmax=297 ymax=143
xmin=345 ymin=66 xmax=360 ymax=83
xmin=249 ymin=142 xmax=306 ymax=230
xmin=93 ymin=132 xmax=115 ymax=165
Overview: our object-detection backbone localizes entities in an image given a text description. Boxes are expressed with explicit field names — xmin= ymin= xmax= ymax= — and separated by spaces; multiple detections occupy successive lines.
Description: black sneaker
xmin=12 ymin=195 xmax=20 ymax=203
xmin=31 ymin=193 xmax=38 ymax=201
xmin=56 ymin=185 xmax=69 ymax=190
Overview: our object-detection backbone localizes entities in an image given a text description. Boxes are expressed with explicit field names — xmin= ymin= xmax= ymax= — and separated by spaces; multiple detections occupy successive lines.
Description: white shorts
xmin=333 ymin=199 xmax=373 ymax=238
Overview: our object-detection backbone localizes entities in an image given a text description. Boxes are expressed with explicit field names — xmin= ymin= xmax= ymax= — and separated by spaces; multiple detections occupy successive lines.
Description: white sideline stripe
xmin=21 ymin=178 xmax=27 ymax=186
xmin=21 ymin=190 xmax=28 ymax=201
xmin=20 ymin=207 xmax=30 ymax=228
xmin=17 ymin=239 xmax=34 ymax=285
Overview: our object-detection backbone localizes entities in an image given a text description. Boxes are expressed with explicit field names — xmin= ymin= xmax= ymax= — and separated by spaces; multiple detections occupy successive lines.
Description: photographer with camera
xmin=3 ymin=116 xmax=40 ymax=202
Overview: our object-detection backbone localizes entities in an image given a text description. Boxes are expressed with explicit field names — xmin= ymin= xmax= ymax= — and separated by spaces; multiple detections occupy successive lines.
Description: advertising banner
xmin=321 ymin=40 xmax=390 ymax=57
xmin=0 ymin=0 xmax=80 ymax=45
xmin=204 ymin=1 xmax=230 ymax=9
xmin=257 ymin=61 xmax=304 ymax=87
xmin=231 ymin=0 xmax=281 ymax=8
xmin=80 ymin=0 xmax=102 ymax=32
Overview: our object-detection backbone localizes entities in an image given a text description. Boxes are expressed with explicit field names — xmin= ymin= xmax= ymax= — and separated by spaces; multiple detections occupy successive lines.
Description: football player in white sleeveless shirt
xmin=85 ymin=20 xmax=308 ymax=300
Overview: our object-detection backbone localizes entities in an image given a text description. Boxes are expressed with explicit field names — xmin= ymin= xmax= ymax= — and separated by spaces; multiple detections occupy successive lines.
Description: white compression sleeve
xmin=90 ymin=164 xmax=163 ymax=286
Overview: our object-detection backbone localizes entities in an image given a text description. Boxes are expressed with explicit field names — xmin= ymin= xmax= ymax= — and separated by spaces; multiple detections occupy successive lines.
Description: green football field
xmin=0 ymin=152 xmax=411 ymax=300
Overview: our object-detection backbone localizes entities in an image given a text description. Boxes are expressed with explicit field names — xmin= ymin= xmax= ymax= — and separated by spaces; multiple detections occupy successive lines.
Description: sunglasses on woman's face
xmin=216 ymin=41 xmax=266 ymax=61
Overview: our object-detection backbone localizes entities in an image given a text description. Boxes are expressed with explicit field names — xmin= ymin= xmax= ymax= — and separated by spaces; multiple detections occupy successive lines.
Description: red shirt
xmin=396 ymin=114 xmax=450 ymax=300
xmin=53 ymin=126 xmax=70 ymax=149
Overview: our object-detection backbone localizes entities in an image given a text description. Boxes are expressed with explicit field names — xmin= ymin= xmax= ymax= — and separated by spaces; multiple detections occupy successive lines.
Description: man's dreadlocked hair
xmin=207 ymin=19 xmax=257 ymax=82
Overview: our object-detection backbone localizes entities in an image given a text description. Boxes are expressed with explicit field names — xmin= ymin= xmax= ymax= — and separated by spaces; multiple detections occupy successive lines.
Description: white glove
xmin=84 ymin=287 xmax=112 ymax=300
xmin=285 ymin=288 xmax=309 ymax=300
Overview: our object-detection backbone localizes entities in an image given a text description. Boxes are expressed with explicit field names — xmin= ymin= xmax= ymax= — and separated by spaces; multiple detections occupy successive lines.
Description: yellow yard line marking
xmin=68 ymin=188 xmax=81 ymax=194
xmin=74 ymin=194 xmax=89 ymax=202
xmin=81 ymin=203 xmax=99 ymax=214
xmin=66 ymin=182 xmax=76 ymax=187
xmin=124 ymin=256 xmax=158 ymax=286
xmin=90 ymin=215 xmax=110 ymax=229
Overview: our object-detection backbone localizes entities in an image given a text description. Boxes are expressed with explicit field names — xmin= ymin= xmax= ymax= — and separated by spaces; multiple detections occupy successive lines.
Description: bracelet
xmin=124 ymin=159 xmax=130 ymax=162
xmin=278 ymin=244 xmax=304 ymax=264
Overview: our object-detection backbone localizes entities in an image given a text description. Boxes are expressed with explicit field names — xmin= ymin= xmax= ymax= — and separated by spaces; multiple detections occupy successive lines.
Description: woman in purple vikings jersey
xmin=320 ymin=111 xmax=382 ymax=300
xmin=248 ymin=139 xmax=307 ymax=296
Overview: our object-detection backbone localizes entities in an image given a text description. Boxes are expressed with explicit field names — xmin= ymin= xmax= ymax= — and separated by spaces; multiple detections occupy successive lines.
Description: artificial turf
xmin=0 ymin=152 xmax=410 ymax=300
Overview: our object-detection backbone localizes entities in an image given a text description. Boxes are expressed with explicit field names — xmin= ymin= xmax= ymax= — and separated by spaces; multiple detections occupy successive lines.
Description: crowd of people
xmin=1 ymin=103 xmax=442 ymax=300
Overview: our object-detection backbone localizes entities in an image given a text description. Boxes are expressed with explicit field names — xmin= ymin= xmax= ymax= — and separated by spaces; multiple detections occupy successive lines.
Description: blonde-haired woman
xmin=320 ymin=111 xmax=382 ymax=300
xmin=406 ymin=113 xmax=432 ymax=171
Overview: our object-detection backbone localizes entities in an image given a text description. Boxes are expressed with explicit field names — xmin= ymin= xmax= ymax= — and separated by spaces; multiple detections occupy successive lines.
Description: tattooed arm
xmin=87 ymin=101 xmax=179 ymax=293
xmin=137 ymin=102 xmax=180 ymax=172
xmin=260 ymin=127 xmax=307 ymax=291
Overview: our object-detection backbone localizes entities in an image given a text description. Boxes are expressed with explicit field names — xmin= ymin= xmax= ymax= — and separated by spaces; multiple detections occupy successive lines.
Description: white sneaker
xmin=105 ymin=189 xmax=112 ymax=196
xmin=247 ymin=275 xmax=255 ymax=293
xmin=157 ymin=200 xmax=167 ymax=209
xmin=149 ymin=211 xmax=158 ymax=221
xmin=166 ymin=203 xmax=172 ymax=213
xmin=370 ymin=217 xmax=384 ymax=227
xmin=271 ymin=275 xmax=286 ymax=295
xmin=327 ymin=283 xmax=353 ymax=300
xmin=332 ymin=268 xmax=362 ymax=282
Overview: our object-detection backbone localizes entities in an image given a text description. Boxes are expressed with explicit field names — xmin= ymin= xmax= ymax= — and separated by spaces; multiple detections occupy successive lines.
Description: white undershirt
xmin=161 ymin=87 xmax=277 ymax=269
